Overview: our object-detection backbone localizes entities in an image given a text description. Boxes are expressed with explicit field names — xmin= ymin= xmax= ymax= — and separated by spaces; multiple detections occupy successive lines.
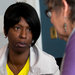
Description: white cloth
xmin=0 ymin=44 xmax=60 ymax=75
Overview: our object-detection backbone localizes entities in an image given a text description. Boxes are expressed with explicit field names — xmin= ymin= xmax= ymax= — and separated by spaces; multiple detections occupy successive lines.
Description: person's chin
xmin=14 ymin=48 xmax=26 ymax=54
xmin=14 ymin=46 xmax=29 ymax=54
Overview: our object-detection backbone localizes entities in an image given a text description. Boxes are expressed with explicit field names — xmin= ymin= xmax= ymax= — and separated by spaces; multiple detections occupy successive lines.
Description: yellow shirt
xmin=6 ymin=58 xmax=29 ymax=75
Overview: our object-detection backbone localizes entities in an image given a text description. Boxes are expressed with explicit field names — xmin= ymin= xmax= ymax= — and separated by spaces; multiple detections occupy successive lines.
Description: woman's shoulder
xmin=33 ymin=45 xmax=60 ymax=74
xmin=0 ymin=45 xmax=8 ymax=58
xmin=41 ymin=50 xmax=58 ymax=67
xmin=34 ymin=44 xmax=57 ymax=62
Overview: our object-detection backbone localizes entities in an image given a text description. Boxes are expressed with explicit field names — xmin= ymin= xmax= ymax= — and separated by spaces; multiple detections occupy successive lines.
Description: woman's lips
xmin=16 ymin=42 xmax=27 ymax=48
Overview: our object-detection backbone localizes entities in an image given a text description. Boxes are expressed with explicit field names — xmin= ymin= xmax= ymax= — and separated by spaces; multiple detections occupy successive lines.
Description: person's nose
xmin=20 ymin=29 xmax=27 ymax=39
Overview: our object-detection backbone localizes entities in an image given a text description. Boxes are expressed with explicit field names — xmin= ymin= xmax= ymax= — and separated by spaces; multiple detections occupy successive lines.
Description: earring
xmin=32 ymin=40 xmax=34 ymax=43
xmin=64 ymin=16 xmax=67 ymax=32
xmin=64 ymin=23 xmax=67 ymax=32
xmin=30 ymin=40 xmax=34 ymax=47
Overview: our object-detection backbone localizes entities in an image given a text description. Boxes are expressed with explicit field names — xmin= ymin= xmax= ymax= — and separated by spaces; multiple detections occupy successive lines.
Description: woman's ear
xmin=62 ymin=0 xmax=69 ymax=17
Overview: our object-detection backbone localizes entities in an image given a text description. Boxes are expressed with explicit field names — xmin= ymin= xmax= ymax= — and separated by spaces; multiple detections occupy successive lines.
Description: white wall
xmin=0 ymin=0 xmax=16 ymax=48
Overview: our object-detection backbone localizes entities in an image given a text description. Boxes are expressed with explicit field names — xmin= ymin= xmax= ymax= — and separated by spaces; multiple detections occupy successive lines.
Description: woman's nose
xmin=20 ymin=29 xmax=27 ymax=39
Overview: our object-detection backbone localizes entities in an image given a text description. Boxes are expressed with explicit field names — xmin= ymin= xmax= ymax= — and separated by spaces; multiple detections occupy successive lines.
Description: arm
xmin=62 ymin=37 xmax=75 ymax=75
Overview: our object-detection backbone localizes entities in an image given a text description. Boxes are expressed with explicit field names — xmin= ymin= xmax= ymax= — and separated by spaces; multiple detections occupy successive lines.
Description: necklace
xmin=8 ymin=62 xmax=25 ymax=74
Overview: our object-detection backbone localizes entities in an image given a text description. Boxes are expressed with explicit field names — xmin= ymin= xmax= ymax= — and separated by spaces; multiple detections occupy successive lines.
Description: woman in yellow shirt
xmin=0 ymin=2 xmax=59 ymax=75
xmin=3 ymin=2 xmax=40 ymax=75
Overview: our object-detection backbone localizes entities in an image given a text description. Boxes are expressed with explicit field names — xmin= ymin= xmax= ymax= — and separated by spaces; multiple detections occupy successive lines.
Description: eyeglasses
xmin=45 ymin=9 xmax=52 ymax=18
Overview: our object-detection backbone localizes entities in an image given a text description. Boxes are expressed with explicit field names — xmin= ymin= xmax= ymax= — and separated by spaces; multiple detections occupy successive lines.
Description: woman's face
xmin=50 ymin=8 xmax=68 ymax=40
xmin=7 ymin=17 xmax=32 ymax=54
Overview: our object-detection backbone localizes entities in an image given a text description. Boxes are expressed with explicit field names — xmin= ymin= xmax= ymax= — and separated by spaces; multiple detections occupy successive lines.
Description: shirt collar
xmin=66 ymin=28 xmax=75 ymax=45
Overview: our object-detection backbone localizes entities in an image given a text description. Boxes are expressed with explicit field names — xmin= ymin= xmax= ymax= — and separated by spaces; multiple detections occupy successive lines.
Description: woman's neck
xmin=8 ymin=48 xmax=30 ymax=66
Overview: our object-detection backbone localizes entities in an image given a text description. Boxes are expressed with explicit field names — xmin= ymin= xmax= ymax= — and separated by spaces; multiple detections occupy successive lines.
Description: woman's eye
xmin=27 ymin=28 xmax=31 ymax=32
xmin=14 ymin=26 xmax=21 ymax=31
